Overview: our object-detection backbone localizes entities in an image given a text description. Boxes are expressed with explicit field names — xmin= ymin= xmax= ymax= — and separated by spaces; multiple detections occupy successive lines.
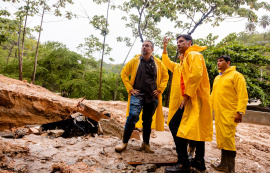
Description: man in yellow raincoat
xmin=115 ymin=40 xmax=169 ymax=153
xmin=211 ymin=55 xmax=248 ymax=173
xmin=162 ymin=35 xmax=213 ymax=173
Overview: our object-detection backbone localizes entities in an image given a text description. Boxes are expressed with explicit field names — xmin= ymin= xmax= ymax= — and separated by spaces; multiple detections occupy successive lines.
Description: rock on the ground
xmin=47 ymin=130 xmax=65 ymax=138
xmin=136 ymin=164 xmax=157 ymax=172
xmin=0 ymin=138 xmax=29 ymax=172
xmin=0 ymin=131 xmax=15 ymax=138
xmin=99 ymin=118 xmax=140 ymax=140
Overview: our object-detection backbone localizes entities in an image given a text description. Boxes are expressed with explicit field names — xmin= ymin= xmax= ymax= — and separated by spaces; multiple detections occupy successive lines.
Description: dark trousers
xmin=222 ymin=149 xmax=236 ymax=158
xmin=123 ymin=96 xmax=158 ymax=144
xmin=169 ymin=107 xmax=205 ymax=166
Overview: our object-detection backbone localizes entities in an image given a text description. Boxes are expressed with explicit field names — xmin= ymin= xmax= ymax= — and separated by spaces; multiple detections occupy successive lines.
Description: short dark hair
xmin=144 ymin=40 xmax=154 ymax=49
xmin=176 ymin=34 xmax=193 ymax=45
xmin=218 ymin=55 xmax=231 ymax=62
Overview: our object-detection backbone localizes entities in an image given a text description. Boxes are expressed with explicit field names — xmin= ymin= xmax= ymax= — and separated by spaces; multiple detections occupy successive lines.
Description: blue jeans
xmin=123 ymin=96 xmax=158 ymax=143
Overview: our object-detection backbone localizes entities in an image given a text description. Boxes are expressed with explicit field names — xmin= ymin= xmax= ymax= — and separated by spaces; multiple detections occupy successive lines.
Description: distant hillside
xmin=237 ymin=31 xmax=270 ymax=57
xmin=101 ymin=62 xmax=122 ymax=73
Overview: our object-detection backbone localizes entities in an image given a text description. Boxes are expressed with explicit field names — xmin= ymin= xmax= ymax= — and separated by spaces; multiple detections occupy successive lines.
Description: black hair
xmin=144 ymin=40 xmax=154 ymax=49
xmin=176 ymin=34 xmax=193 ymax=45
xmin=218 ymin=55 xmax=231 ymax=62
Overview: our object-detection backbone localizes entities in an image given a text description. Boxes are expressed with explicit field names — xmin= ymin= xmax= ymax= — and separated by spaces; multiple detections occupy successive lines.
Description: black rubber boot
xmin=211 ymin=149 xmax=228 ymax=172
xmin=227 ymin=156 xmax=235 ymax=173
xmin=190 ymin=157 xmax=206 ymax=172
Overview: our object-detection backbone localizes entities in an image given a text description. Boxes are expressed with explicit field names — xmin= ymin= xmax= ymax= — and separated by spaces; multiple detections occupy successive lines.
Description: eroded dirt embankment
xmin=0 ymin=75 xmax=76 ymax=131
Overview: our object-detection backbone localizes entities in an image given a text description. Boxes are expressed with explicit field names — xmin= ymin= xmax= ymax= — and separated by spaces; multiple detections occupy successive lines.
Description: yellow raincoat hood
xmin=163 ymin=44 xmax=213 ymax=142
xmin=121 ymin=54 xmax=169 ymax=131
xmin=184 ymin=45 xmax=207 ymax=56
xmin=211 ymin=66 xmax=248 ymax=151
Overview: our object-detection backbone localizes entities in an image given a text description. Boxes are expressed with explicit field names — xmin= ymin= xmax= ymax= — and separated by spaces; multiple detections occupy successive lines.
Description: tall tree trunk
xmin=6 ymin=43 xmax=15 ymax=65
xmin=82 ymin=58 xmax=89 ymax=80
xmin=32 ymin=1 xmax=46 ymax=84
xmin=165 ymin=51 xmax=179 ymax=107
xmin=15 ymin=49 xmax=18 ymax=59
xmin=113 ymin=37 xmax=138 ymax=101
xmin=263 ymin=29 xmax=266 ymax=41
xmin=19 ymin=0 xmax=30 ymax=81
xmin=138 ymin=9 xmax=144 ymax=43
xmin=137 ymin=1 xmax=148 ymax=43
xmin=98 ymin=0 xmax=110 ymax=100
xmin=17 ymin=16 xmax=22 ymax=79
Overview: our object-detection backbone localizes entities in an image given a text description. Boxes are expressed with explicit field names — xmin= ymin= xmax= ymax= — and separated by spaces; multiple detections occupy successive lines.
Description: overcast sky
xmin=1 ymin=0 xmax=268 ymax=64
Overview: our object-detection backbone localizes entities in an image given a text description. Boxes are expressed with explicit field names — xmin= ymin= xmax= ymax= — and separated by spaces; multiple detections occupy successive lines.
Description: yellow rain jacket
xmin=162 ymin=45 xmax=213 ymax=142
xmin=161 ymin=55 xmax=183 ymax=124
xmin=211 ymin=66 xmax=248 ymax=151
xmin=121 ymin=54 xmax=169 ymax=131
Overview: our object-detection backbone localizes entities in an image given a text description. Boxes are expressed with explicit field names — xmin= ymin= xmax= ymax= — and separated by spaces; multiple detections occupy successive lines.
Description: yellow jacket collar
xmin=136 ymin=54 xmax=156 ymax=60
xmin=184 ymin=44 xmax=207 ymax=56
xmin=225 ymin=66 xmax=236 ymax=73
xmin=219 ymin=66 xmax=236 ymax=75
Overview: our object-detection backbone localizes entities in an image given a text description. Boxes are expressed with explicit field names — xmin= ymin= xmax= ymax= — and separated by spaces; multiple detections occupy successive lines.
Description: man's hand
xmin=234 ymin=112 xmax=242 ymax=123
xmin=163 ymin=36 xmax=170 ymax=46
xmin=153 ymin=90 xmax=161 ymax=97
xmin=129 ymin=89 xmax=140 ymax=96
xmin=179 ymin=54 xmax=184 ymax=61
xmin=180 ymin=94 xmax=190 ymax=109
xmin=163 ymin=36 xmax=170 ymax=54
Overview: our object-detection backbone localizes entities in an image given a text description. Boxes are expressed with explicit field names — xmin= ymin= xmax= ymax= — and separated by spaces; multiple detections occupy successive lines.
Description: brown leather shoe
xmin=136 ymin=142 xmax=155 ymax=153
xmin=115 ymin=143 xmax=128 ymax=153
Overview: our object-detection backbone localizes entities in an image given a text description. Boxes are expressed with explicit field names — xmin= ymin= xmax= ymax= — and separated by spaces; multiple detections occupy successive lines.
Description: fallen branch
xmin=127 ymin=161 xmax=178 ymax=167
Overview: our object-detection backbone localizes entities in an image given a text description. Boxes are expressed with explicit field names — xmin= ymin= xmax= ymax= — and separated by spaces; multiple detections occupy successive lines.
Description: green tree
xmin=259 ymin=15 xmax=270 ymax=30
xmin=15 ymin=0 xmax=38 ymax=80
xmin=202 ymin=36 xmax=270 ymax=106
xmin=0 ymin=10 xmax=13 ymax=45
xmin=98 ymin=0 xmax=110 ymax=100
xmin=0 ymin=10 xmax=20 ymax=65
xmin=77 ymin=34 xmax=112 ymax=79
xmin=236 ymin=31 xmax=270 ymax=48
xmin=31 ymin=0 xmax=74 ymax=84
xmin=81 ymin=0 xmax=113 ymax=100
xmin=157 ymin=0 xmax=270 ymax=35
xmin=1 ymin=0 xmax=39 ymax=80
xmin=259 ymin=15 xmax=270 ymax=40
xmin=36 ymin=43 xmax=84 ymax=91
xmin=245 ymin=21 xmax=256 ymax=34
xmin=119 ymin=0 xmax=163 ymax=43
